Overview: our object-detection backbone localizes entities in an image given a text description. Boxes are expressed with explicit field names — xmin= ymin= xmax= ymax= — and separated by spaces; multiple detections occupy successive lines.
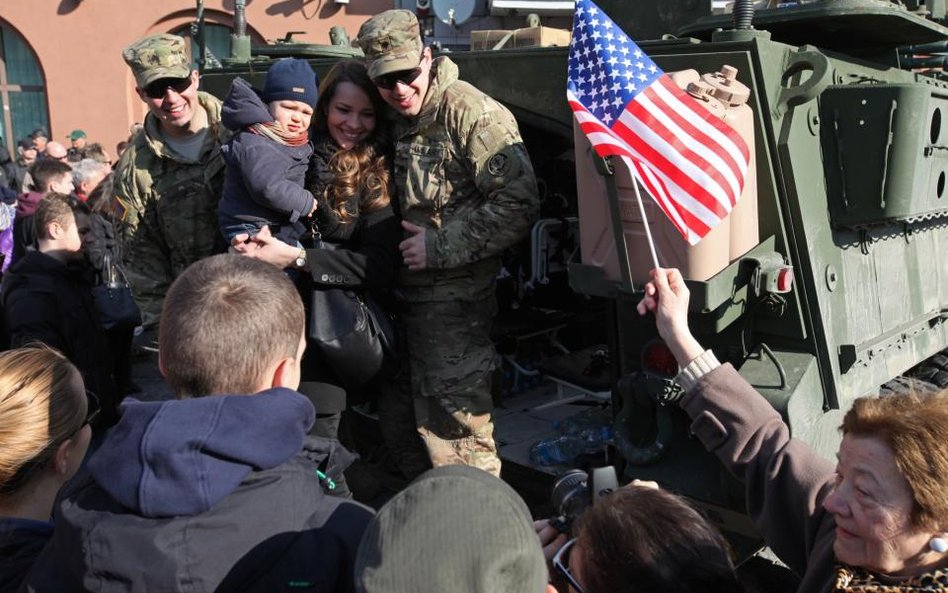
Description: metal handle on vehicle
xmin=775 ymin=48 xmax=833 ymax=115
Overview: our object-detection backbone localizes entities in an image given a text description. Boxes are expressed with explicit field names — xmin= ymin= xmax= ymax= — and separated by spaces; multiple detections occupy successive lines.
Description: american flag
xmin=568 ymin=0 xmax=750 ymax=245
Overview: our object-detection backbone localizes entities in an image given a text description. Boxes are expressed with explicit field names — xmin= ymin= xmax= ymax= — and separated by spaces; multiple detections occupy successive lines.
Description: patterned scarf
xmin=834 ymin=564 xmax=948 ymax=592
xmin=248 ymin=121 xmax=309 ymax=147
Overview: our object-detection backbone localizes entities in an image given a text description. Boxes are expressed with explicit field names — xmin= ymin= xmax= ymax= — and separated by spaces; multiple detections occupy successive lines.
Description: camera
xmin=550 ymin=466 xmax=619 ymax=531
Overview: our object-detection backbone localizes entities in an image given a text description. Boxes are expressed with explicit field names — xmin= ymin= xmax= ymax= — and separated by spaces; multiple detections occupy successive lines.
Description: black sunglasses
xmin=373 ymin=66 xmax=424 ymax=90
xmin=553 ymin=538 xmax=586 ymax=593
xmin=143 ymin=76 xmax=192 ymax=99
xmin=84 ymin=389 xmax=101 ymax=428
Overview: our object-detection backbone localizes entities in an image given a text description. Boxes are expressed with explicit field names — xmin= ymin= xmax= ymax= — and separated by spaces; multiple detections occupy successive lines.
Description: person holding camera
xmin=535 ymin=480 xmax=742 ymax=593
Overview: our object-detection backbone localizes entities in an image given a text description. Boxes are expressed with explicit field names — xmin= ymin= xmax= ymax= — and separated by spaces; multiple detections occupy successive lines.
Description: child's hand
xmin=309 ymin=198 xmax=318 ymax=217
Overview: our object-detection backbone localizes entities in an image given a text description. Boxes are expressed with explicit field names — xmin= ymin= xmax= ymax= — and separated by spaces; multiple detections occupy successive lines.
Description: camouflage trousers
xmin=378 ymin=297 xmax=501 ymax=478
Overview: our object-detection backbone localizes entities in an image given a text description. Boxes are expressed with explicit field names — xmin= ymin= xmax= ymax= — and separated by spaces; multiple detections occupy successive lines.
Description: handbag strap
xmin=103 ymin=251 xmax=130 ymax=286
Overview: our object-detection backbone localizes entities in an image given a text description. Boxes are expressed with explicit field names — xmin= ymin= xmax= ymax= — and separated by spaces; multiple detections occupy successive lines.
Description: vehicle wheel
xmin=909 ymin=352 xmax=948 ymax=388
xmin=878 ymin=375 xmax=937 ymax=397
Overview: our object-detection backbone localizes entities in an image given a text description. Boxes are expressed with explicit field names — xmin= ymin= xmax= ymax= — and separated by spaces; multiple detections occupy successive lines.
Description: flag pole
xmin=630 ymin=169 xmax=661 ymax=270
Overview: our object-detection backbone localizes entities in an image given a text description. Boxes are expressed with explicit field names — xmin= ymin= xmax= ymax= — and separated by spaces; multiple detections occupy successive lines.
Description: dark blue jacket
xmin=218 ymin=77 xmax=314 ymax=242
xmin=25 ymin=388 xmax=373 ymax=593
xmin=0 ymin=518 xmax=51 ymax=593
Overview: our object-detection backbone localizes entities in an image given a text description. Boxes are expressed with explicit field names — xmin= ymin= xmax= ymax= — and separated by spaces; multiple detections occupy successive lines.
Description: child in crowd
xmin=12 ymin=159 xmax=74 ymax=264
xmin=218 ymin=57 xmax=319 ymax=244
xmin=25 ymin=254 xmax=372 ymax=592
xmin=2 ymin=193 xmax=118 ymax=425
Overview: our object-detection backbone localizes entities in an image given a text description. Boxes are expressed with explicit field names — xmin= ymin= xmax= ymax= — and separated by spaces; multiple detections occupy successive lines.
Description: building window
xmin=0 ymin=22 xmax=49 ymax=156
xmin=175 ymin=23 xmax=233 ymax=70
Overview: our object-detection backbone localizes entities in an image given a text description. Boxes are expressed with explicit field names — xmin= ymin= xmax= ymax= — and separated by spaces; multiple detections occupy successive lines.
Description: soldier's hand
xmin=399 ymin=221 xmax=428 ymax=271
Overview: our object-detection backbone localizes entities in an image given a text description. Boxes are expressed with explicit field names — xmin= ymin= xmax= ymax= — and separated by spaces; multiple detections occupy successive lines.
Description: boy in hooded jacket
xmin=218 ymin=58 xmax=319 ymax=245
xmin=25 ymin=254 xmax=373 ymax=593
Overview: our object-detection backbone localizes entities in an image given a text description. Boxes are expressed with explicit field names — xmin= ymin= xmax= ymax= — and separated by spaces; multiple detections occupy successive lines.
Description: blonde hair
xmin=0 ymin=346 xmax=85 ymax=495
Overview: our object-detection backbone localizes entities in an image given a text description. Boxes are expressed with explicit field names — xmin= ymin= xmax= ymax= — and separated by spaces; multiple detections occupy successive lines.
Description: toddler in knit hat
xmin=218 ymin=57 xmax=320 ymax=246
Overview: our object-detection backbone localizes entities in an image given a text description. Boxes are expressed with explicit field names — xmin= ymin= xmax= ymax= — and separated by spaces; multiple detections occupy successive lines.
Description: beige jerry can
xmin=574 ymin=66 xmax=757 ymax=283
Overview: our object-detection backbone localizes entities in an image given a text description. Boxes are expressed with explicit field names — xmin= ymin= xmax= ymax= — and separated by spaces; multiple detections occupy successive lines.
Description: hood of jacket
xmin=222 ymin=77 xmax=274 ymax=131
xmin=87 ymin=388 xmax=315 ymax=518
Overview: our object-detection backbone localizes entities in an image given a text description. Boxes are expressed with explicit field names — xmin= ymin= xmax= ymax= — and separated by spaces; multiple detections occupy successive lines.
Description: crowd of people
xmin=0 ymin=8 xmax=946 ymax=593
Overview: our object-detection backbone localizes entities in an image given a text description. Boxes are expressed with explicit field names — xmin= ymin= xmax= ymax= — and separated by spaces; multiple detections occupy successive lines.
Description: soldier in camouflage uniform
xmin=357 ymin=10 xmax=540 ymax=477
xmin=115 ymin=34 xmax=229 ymax=327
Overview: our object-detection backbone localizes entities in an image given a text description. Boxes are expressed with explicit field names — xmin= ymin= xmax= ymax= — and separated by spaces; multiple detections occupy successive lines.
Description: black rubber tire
xmin=878 ymin=375 xmax=938 ymax=397
xmin=908 ymin=351 xmax=948 ymax=389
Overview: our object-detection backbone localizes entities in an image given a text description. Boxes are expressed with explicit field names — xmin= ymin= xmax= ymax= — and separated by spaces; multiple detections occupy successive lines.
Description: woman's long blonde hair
xmin=313 ymin=59 xmax=392 ymax=223
xmin=0 ymin=346 xmax=85 ymax=495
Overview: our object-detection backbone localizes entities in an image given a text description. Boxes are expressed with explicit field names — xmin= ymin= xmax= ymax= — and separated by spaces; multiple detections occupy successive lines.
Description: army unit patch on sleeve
xmin=113 ymin=195 xmax=129 ymax=222
xmin=487 ymin=153 xmax=509 ymax=176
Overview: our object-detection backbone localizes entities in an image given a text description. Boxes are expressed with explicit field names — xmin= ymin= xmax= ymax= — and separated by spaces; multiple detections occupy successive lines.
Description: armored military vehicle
xmin=197 ymin=0 xmax=948 ymax=548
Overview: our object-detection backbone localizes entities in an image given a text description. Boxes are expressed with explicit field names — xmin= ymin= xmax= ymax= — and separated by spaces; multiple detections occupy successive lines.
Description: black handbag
xmin=92 ymin=252 xmax=142 ymax=330
xmin=307 ymin=234 xmax=397 ymax=388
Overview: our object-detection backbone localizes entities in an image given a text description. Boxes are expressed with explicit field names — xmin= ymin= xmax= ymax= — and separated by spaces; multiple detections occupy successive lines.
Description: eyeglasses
xmin=83 ymin=389 xmax=101 ymax=428
xmin=373 ymin=66 xmax=424 ymax=90
xmin=143 ymin=76 xmax=193 ymax=99
xmin=553 ymin=538 xmax=586 ymax=593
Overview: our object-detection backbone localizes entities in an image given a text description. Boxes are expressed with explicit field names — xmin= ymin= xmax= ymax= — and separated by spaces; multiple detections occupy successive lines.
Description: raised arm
xmin=638 ymin=267 xmax=836 ymax=575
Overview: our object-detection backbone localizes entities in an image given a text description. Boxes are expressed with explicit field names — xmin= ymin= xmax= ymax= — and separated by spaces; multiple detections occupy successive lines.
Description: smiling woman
xmin=636 ymin=267 xmax=948 ymax=593
xmin=826 ymin=395 xmax=948 ymax=582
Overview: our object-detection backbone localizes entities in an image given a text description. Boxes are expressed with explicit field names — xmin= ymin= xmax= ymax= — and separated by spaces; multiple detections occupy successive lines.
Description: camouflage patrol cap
xmin=356 ymin=9 xmax=423 ymax=80
xmin=122 ymin=34 xmax=192 ymax=89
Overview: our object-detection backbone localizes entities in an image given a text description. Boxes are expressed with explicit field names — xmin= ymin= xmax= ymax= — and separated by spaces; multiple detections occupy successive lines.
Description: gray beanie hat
xmin=355 ymin=465 xmax=549 ymax=593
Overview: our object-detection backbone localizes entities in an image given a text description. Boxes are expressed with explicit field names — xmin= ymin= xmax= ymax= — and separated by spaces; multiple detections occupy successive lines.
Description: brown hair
xmin=28 ymin=159 xmax=73 ymax=193
xmin=575 ymin=486 xmax=743 ymax=593
xmin=842 ymin=388 xmax=948 ymax=530
xmin=0 ymin=347 xmax=85 ymax=496
xmin=158 ymin=254 xmax=305 ymax=398
xmin=34 ymin=192 xmax=89 ymax=240
xmin=311 ymin=59 xmax=391 ymax=223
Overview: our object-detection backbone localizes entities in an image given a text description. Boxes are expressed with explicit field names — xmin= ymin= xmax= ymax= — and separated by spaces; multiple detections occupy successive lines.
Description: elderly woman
xmin=0 ymin=347 xmax=95 ymax=592
xmin=637 ymin=268 xmax=948 ymax=593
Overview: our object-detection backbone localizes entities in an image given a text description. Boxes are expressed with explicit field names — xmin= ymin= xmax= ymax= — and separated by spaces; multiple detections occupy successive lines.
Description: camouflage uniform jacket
xmin=392 ymin=57 xmax=539 ymax=302
xmin=114 ymin=92 xmax=230 ymax=327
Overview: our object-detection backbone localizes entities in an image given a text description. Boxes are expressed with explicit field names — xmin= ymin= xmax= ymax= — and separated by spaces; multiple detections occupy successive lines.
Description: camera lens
xmin=551 ymin=469 xmax=591 ymax=526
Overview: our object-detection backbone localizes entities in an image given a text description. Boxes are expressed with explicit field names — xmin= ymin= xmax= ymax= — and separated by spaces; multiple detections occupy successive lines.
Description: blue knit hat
xmin=262 ymin=58 xmax=318 ymax=108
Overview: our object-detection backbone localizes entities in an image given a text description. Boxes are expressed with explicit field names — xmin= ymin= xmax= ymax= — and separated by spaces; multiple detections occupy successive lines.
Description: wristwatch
xmin=294 ymin=247 xmax=307 ymax=269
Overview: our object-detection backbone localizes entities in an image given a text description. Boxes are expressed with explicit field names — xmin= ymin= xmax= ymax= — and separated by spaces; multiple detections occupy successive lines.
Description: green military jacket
xmin=114 ymin=92 xmax=229 ymax=327
xmin=392 ymin=57 xmax=540 ymax=302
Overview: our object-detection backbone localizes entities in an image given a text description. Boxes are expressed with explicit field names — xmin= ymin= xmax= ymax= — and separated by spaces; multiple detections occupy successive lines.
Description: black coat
xmin=0 ymin=146 xmax=16 ymax=193
xmin=1 ymin=251 xmax=115 ymax=401
xmin=299 ymin=138 xmax=401 ymax=392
